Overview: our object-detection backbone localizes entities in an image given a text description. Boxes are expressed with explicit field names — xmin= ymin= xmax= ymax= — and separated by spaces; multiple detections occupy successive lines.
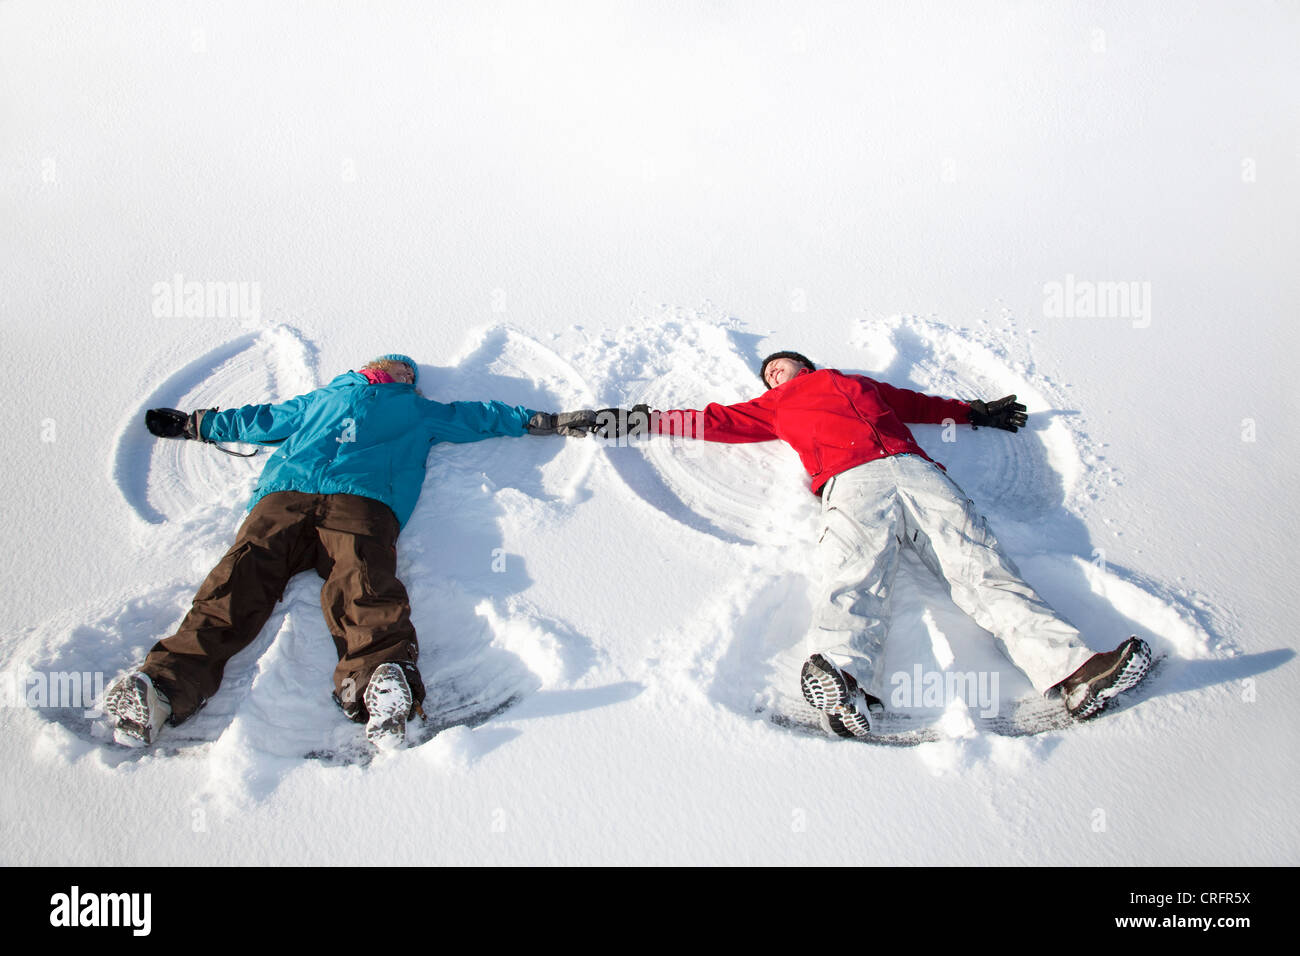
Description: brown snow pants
xmin=141 ymin=491 xmax=424 ymax=723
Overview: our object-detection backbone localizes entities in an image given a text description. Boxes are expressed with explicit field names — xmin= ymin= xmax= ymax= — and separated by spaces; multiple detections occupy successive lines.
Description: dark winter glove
xmin=592 ymin=404 xmax=654 ymax=439
xmin=145 ymin=408 xmax=214 ymax=442
xmin=526 ymin=410 xmax=599 ymax=437
xmin=967 ymin=395 xmax=1027 ymax=432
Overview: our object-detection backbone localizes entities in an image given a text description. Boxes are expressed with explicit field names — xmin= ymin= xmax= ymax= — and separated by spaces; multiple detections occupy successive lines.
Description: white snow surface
xmin=1 ymin=1 xmax=1297 ymax=866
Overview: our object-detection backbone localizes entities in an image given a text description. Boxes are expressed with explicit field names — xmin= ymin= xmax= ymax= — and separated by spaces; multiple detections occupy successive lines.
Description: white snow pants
xmin=808 ymin=454 xmax=1093 ymax=697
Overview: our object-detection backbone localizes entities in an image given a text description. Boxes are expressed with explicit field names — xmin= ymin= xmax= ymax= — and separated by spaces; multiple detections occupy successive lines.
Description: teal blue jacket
xmin=200 ymin=372 xmax=538 ymax=528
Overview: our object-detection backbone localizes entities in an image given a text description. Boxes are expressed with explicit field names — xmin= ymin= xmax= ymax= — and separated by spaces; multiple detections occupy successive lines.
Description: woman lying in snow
xmin=103 ymin=354 xmax=595 ymax=751
xmin=593 ymin=350 xmax=1152 ymax=738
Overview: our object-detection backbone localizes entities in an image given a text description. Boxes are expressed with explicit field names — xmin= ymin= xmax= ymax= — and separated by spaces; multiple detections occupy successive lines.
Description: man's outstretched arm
xmin=865 ymin=377 xmax=1026 ymax=432
xmin=864 ymin=378 xmax=973 ymax=426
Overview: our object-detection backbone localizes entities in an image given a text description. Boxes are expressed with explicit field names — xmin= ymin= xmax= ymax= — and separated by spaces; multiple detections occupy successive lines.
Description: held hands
xmin=968 ymin=395 xmax=1027 ymax=432
xmin=526 ymin=405 xmax=657 ymax=439
xmin=526 ymin=410 xmax=601 ymax=437
xmin=145 ymin=408 xmax=213 ymax=442
xmin=592 ymin=404 xmax=653 ymax=439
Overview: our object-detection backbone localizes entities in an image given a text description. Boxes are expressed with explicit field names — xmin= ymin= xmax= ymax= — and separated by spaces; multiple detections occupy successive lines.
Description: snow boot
xmin=1055 ymin=636 xmax=1153 ymax=720
xmin=363 ymin=663 xmax=414 ymax=751
xmin=103 ymin=672 xmax=172 ymax=747
xmin=800 ymin=654 xmax=881 ymax=738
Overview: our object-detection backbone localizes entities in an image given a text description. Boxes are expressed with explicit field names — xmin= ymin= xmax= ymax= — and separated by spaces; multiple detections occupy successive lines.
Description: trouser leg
xmin=315 ymin=494 xmax=425 ymax=720
xmin=805 ymin=466 xmax=904 ymax=699
xmin=141 ymin=492 xmax=319 ymax=722
xmin=891 ymin=455 xmax=1092 ymax=692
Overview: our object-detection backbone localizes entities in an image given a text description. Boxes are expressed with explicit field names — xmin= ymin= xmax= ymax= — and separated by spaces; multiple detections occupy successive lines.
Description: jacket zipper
xmin=830 ymin=373 xmax=890 ymax=458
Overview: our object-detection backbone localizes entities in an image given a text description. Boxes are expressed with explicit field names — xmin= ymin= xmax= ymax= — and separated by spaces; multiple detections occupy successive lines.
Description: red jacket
xmin=656 ymin=368 xmax=972 ymax=494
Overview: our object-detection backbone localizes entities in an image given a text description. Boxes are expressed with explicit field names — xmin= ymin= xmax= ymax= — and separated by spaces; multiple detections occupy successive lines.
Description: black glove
xmin=592 ymin=404 xmax=653 ymax=439
xmin=968 ymin=395 xmax=1027 ymax=432
xmin=145 ymin=408 xmax=214 ymax=441
xmin=526 ymin=410 xmax=599 ymax=437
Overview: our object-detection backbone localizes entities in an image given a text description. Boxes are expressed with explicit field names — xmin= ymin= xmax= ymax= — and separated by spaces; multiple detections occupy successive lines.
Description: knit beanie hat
xmin=374 ymin=353 xmax=419 ymax=385
xmin=758 ymin=351 xmax=816 ymax=388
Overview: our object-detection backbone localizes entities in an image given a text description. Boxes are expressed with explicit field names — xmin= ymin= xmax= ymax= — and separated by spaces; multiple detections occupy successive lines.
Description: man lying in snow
xmin=593 ymin=351 xmax=1152 ymax=738
xmin=103 ymin=354 xmax=596 ymax=751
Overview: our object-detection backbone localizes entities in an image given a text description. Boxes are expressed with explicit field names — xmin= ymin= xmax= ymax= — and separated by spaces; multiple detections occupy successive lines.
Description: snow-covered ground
xmin=1 ymin=1 xmax=1297 ymax=874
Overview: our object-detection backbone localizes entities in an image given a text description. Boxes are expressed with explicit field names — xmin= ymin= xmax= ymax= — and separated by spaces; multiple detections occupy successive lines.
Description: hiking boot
xmin=1055 ymin=636 xmax=1153 ymax=720
xmin=103 ymin=672 xmax=172 ymax=747
xmin=800 ymin=654 xmax=881 ymax=738
xmin=363 ymin=663 xmax=414 ymax=751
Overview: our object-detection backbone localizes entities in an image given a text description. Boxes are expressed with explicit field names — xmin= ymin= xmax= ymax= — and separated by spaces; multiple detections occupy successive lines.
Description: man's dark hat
xmin=759 ymin=351 xmax=816 ymax=388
